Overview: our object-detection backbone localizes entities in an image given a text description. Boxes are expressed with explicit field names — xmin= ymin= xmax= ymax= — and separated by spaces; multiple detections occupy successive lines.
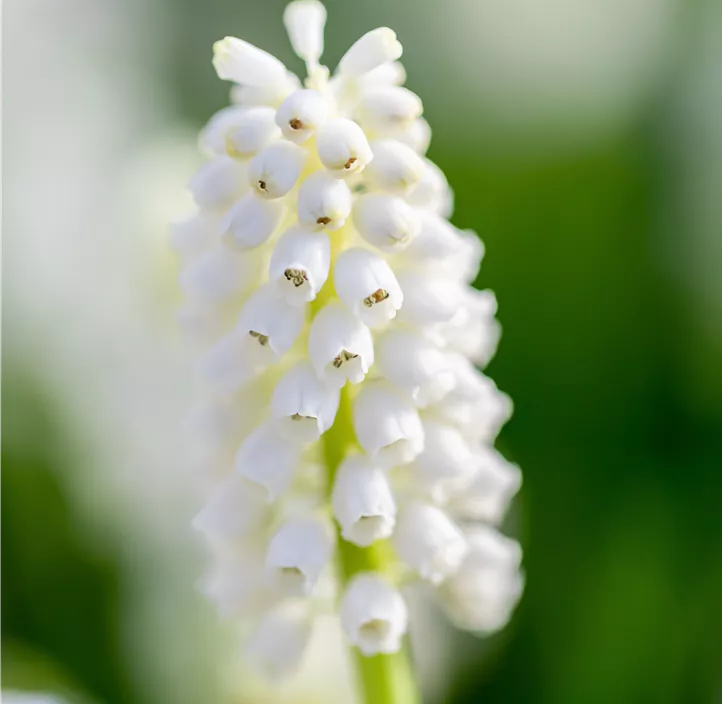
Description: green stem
xmin=320 ymin=387 xmax=420 ymax=704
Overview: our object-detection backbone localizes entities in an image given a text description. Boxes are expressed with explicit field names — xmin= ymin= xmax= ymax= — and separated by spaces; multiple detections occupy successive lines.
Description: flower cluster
xmin=173 ymin=0 xmax=523 ymax=678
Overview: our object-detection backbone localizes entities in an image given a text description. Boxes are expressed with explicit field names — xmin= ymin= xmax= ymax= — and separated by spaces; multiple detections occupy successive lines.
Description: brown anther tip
xmin=258 ymin=180 xmax=267 ymax=191
xmin=289 ymin=118 xmax=303 ymax=130
xmin=344 ymin=157 xmax=357 ymax=170
xmin=363 ymin=288 xmax=390 ymax=307
xmin=316 ymin=216 xmax=332 ymax=226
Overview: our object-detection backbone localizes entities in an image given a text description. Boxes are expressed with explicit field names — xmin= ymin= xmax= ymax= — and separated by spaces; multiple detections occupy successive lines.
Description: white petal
xmin=197 ymin=330 xmax=258 ymax=395
xmin=237 ymin=284 xmax=306 ymax=359
xmin=441 ymin=288 xmax=501 ymax=366
xmin=355 ymin=87 xmax=422 ymax=132
xmin=220 ymin=192 xmax=285 ymax=248
xmin=331 ymin=454 xmax=396 ymax=547
xmin=231 ymin=72 xmax=300 ymax=108
xmin=394 ymin=272 xmax=464 ymax=327
xmin=353 ymin=193 xmax=420 ymax=252
xmin=271 ymin=360 xmax=340 ymax=442
xmin=338 ymin=28 xmax=403 ymax=77
xmin=200 ymin=105 xmax=250 ymax=156
xmin=170 ymin=211 xmax=223 ymax=258
xmin=365 ymin=139 xmax=425 ymax=194
xmin=393 ymin=502 xmax=467 ymax=584
xmin=356 ymin=61 xmax=407 ymax=90
xmin=245 ymin=601 xmax=313 ymax=678
xmin=385 ymin=117 xmax=432 ymax=155
xmin=275 ymin=89 xmax=328 ymax=143
xmin=234 ymin=420 xmax=300 ymax=501
xmin=448 ymin=448 xmax=522 ymax=525
xmin=283 ymin=0 xmax=327 ymax=65
xmin=374 ymin=329 xmax=454 ymax=407
xmin=308 ymin=302 xmax=374 ymax=388
xmin=352 ymin=380 xmax=424 ymax=469
xmin=407 ymin=422 xmax=476 ymax=503
xmin=406 ymin=158 xmax=453 ymax=217
xmin=225 ymin=107 xmax=282 ymax=158
xmin=333 ymin=248 xmax=403 ymax=328
xmin=248 ymin=140 xmax=307 ymax=198
xmin=188 ymin=156 xmax=247 ymax=209
xmin=315 ymin=118 xmax=373 ymax=176
xmin=339 ymin=573 xmax=408 ymax=656
xmin=269 ymin=226 xmax=331 ymax=306
xmin=213 ymin=36 xmax=289 ymax=87
xmin=266 ymin=516 xmax=334 ymax=596
xmin=192 ymin=476 xmax=269 ymax=551
xmin=297 ymin=171 xmax=353 ymax=231
xmin=199 ymin=546 xmax=271 ymax=618
xmin=399 ymin=212 xmax=464 ymax=261
xmin=437 ymin=526 xmax=523 ymax=633
xmin=179 ymin=245 xmax=258 ymax=304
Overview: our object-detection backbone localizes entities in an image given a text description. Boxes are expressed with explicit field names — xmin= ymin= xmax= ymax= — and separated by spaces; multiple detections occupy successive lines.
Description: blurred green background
xmin=4 ymin=0 xmax=722 ymax=702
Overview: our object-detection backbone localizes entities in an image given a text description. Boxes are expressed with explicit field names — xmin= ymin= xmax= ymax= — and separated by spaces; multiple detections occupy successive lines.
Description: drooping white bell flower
xmin=331 ymin=454 xmax=396 ymax=547
xmin=268 ymin=225 xmax=331 ymax=306
xmin=270 ymin=360 xmax=340 ymax=442
xmin=178 ymin=0 xmax=523 ymax=679
xmin=339 ymin=573 xmax=408 ymax=656
xmin=333 ymin=247 xmax=403 ymax=328
xmin=352 ymin=380 xmax=424 ymax=469
xmin=437 ymin=526 xmax=524 ymax=633
xmin=265 ymin=516 xmax=335 ymax=596
xmin=308 ymin=302 xmax=374 ymax=388
xmin=234 ymin=420 xmax=301 ymax=501
xmin=393 ymin=502 xmax=468 ymax=584
xmin=244 ymin=601 xmax=315 ymax=678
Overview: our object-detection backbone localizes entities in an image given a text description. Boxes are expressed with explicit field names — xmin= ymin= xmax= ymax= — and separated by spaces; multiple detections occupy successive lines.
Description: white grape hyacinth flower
xmin=178 ymin=0 xmax=523 ymax=686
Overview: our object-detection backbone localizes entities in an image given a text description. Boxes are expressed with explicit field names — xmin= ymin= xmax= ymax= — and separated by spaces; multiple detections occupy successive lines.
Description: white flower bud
xmin=374 ymin=329 xmax=454 ymax=407
xmin=231 ymin=74 xmax=299 ymax=109
xmin=271 ymin=361 xmax=340 ymax=442
xmin=356 ymin=87 xmax=423 ymax=132
xmin=331 ymin=454 xmax=396 ymax=547
xmin=199 ymin=546 xmax=271 ymax=618
xmin=248 ymin=140 xmax=307 ymax=198
xmin=442 ymin=289 xmax=501 ymax=366
xmin=197 ymin=330 xmax=256 ymax=395
xmin=388 ymin=117 xmax=432 ymax=155
xmin=333 ymin=248 xmax=403 ymax=328
xmin=339 ymin=573 xmax=408 ymax=656
xmin=353 ymin=193 xmax=420 ymax=252
xmin=225 ymin=107 xmax=282 ymax=158
xmin=179 ymin=245 xmax=257 ymax=305
xmin=200 ymin=105 xmax=249 ymax=156
xmin=170 ymin=211 xmax=223 ymax=259
xmin=237 ymin=284 xmax=306 ymax=360
xmin=245 ymin=601 xmax=313 ymax=678
xmin=407 ymin=422 xmax=476 ymax=503
xmin=284 ymin=0 xmax=327 ymax=65
xmin=266 ymin=516 xmax=334 ymax=596
xmin=338 ymin=28 xmax=403 ymax=77
xmin=448 ymin=448 xmax=522 ymax=525
xmin=298 ymin=171 xmax=353 ymax=230
xmin=365 ymin=139 xmax=425 ymax=193
xmin=269 ymin=226 xmax=330 ymax=306
xmin=220 ymin=192 xmax=285 ymax=248
xmin=315 ymin=118 xmax=373 ymax=176
xmin=393 ymin=272 xmax=463 ymax=327
xmin=401 ymin=212 xmax=464 ymax=261
xmin=192 ymin=476 xmax=269 ymax=551
xmin=393 ymin=502 xmax=467 ymax=584
xmin=187 ymin=156 xmax=247 ymax=210
xmin=437 ymin=526 xmax=523 ymax=633
xmin=352 ymin=380 xmax=424 ymax=469
xmin=308 ymin=303 xmax=374 ymax=388
xmin=235 ymin=421 xmax=300 ymax=501
xmin=406 ymin=158 xmax=453 ymax=217
xmin=357 ymin=61 xmax=407 ymax=90
xmin=213 ymin=36 xmax=288 ymax=87
xmin=275 ymin=89 xmax=328 ymax=143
